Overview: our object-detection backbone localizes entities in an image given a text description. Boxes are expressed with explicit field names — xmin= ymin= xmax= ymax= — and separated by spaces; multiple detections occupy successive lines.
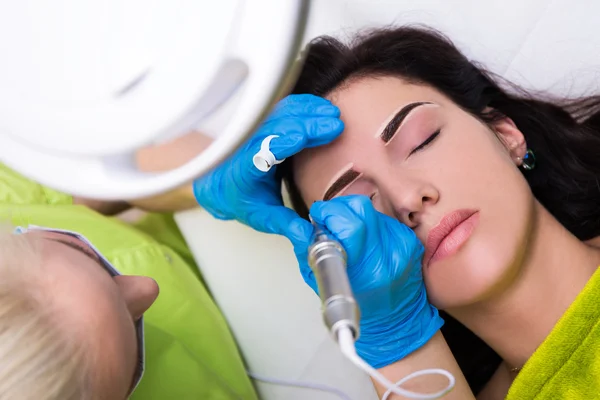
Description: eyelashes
xmin=331 ymin=129 xmax=441 ymax=203
xmin=409 ymin=130 xmax=441 ymax=156
xmin=368 ymin=130 xmax=440 ymax=204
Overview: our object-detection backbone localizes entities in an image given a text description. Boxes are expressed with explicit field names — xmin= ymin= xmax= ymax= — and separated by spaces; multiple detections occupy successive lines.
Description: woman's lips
xmin=424 ymin=209 xmax=479 ymax=267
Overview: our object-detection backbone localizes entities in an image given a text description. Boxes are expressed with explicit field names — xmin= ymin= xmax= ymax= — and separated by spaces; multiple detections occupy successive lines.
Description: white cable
xmin=247 ymin=370 xmax=353 ymax=400
xmin=337 ymin=327 xmax=455 ymax=400
xmin=245 ymin=327 xmax=455 ymax=400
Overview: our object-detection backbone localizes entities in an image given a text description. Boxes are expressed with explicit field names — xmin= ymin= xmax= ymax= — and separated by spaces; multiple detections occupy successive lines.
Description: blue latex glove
xmin=193 ymin=94 xmax=343 ymax=243
xmin=304 ymin=195 xmax=444 ymax=369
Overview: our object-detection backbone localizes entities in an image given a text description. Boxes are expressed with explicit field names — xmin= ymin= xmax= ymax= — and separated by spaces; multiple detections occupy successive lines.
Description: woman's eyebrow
xmin=379 ymin=101 xmax=432 ymax=143
xmin=323 ymin=168 xmax=361 ymax=201
xmin=321 ymin=102 xmax=432 ymax=201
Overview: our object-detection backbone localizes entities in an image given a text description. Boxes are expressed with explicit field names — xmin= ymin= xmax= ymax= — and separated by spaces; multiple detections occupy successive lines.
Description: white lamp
xmin=0 ymin=0 xmax=309 ymax=200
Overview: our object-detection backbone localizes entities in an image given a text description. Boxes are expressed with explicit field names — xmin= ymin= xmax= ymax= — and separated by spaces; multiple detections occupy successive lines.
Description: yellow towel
xmin=506 ymin=267 xmax=600 ymax=399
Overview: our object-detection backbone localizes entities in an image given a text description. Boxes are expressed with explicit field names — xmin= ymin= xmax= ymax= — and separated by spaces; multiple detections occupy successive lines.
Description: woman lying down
xmin=195 ymin=26 xmax=600 ymax=399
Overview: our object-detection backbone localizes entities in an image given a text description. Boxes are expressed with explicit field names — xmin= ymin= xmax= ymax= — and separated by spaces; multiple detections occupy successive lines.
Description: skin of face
xmin=31 ymin=231 xmax=159 ymax=399
xmin=293 ymin=76 xmax=536 ymax=309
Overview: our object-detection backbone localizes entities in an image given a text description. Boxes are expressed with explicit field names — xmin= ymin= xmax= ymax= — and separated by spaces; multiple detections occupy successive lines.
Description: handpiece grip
xmin=308 ymin=226 xmax=360 ymax=339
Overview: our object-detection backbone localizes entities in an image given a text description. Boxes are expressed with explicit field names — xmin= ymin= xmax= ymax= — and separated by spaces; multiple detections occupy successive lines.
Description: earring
xmin=521 ymin=149 xmax=536 ymax=171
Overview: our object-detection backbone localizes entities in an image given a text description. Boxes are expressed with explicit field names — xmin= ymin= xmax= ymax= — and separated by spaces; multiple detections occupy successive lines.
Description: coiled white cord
xmin=337 ymin=327 xmax=455 ymax=400
xmin=246 ymin=327 xmax=455 ymax=400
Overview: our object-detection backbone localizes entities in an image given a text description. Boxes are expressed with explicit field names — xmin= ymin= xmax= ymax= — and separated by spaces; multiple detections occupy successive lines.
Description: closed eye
xmin=409 ymin=130 xmax=440 ymax=156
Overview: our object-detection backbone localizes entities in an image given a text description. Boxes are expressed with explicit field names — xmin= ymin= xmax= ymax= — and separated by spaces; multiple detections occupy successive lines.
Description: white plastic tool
xmin=0 ymin=0 xmax=309 ymax=200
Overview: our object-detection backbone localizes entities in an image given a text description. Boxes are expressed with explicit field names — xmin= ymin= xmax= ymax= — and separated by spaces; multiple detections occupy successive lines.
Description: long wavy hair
xmin=278 ymin=26 xmax=600 ymax=393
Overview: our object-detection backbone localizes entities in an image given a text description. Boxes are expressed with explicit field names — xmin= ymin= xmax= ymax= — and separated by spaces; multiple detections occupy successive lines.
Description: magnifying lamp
xmin=0 ymin=0 xmax=309 ymax=200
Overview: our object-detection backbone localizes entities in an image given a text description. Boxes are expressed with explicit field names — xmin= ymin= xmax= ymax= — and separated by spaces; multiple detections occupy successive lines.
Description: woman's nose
xmin=380 ymin=175 xmax=439 ymax=228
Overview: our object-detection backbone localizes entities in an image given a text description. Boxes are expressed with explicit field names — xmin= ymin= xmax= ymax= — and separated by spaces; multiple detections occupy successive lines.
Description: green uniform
xmin=0 ymin=164 xmax=258 ymax=400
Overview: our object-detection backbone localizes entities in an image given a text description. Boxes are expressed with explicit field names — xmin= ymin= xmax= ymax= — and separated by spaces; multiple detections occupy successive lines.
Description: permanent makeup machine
xmin=0 ymin=1 xmax=309 ymax=200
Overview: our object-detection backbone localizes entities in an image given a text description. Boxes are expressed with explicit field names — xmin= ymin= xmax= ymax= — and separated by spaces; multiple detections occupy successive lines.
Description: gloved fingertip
xmin=315 ymin=104 xmax=341 ymax=117
xmin=273 ymin=132 xmax=304 ymax=145
xmin=299 ymin=266 xmax=319 ymax=295
xmin=332 ymin=118 xmax=344 ymax=131
xmin=308 ymin=201 xmax=327 ymax=224
xmin=274 ymin=94 xmax=333 ymax=118
xmin=307 ymin=119 xmax=344 ymax=149
xmin=192 ymin=179 xmax=210 ymax=207
xmin=346 ymin=194 xmax=374 ymax=214
xmin=319 ymin=118 xmax=344 ymax=135
xmin=287 ymin=218 xmax=313 ymax=246
xmin=269 ymin=133 xmax=305 ymax=160
xmin=284 ymin=93 xmax=325 ymax=105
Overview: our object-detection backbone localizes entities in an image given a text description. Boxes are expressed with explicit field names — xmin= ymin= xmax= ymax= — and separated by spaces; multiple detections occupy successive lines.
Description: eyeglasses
xmin=14 ymin=225 xmax=146 ymax=396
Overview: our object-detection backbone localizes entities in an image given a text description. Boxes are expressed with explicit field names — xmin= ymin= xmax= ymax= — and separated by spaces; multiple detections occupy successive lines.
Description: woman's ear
xmin=491 ymin=115 xmax=527 ymax=166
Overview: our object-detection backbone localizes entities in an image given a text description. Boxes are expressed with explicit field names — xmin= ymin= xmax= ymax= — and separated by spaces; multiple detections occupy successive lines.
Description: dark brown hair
xmin=278 ymin=26 xmax=600 ymax=393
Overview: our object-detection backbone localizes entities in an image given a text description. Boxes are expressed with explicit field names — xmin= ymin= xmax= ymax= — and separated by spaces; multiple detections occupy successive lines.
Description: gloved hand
xmin=302 ymin=195 xmax=444 ymax=369
xmin=193 ymin=94 xmax=343 ymax=243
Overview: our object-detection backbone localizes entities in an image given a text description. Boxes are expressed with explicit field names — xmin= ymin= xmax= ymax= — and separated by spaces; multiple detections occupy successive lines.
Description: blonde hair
xmin=0 ymin=228 xmax=91 ymax=400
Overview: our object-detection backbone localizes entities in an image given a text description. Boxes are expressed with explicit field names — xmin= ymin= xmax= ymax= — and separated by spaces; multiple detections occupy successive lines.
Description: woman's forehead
xmin=326 ymin=76 xmax=446 ymax=109
xmin=294 ymin=78 xmax=448 ymax=197
xmin=294 ymin=78 xmax=463 ymax=206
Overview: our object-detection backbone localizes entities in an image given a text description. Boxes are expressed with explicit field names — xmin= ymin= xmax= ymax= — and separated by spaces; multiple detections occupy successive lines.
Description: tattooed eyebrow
xmin=323 ymin=169 xmax=361 ymax=201
xmin=379 ymin=102 xmax=432 ymax=143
